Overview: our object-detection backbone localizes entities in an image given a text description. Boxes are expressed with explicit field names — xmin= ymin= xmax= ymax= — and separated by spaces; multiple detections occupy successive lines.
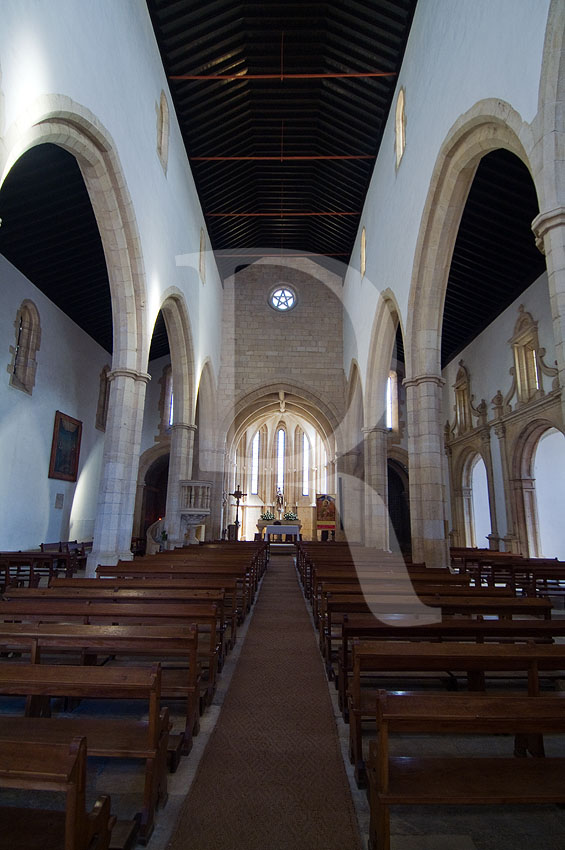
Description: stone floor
xmin=4 ymin=558 xmax=565 ymax=850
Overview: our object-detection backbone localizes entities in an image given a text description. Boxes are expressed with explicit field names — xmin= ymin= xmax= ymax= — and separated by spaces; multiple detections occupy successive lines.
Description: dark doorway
xmin=388 ymin=460 xmax=411 ymax=555
xmin=142 ymin=454 xmax=170 ymax=540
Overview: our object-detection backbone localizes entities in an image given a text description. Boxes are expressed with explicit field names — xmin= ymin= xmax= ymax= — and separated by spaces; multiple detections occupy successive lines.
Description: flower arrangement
xmin=260 ymin=510 xmax=275 ymax=521
xmin=283 ymin=510 xmax=298 ymax=521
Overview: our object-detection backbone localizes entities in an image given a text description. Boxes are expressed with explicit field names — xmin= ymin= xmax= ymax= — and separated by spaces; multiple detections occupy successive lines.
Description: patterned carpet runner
xmin=167 ymin=554 xmax=363 ymax=850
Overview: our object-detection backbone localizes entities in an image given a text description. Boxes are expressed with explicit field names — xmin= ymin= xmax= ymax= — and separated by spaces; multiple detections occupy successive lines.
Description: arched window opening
xmin=511 ymin=306 xmax=544 ymax=405
xmin=276 ymin=428 xmax=285 ymax=491
xmin=470 ymin=456 xmax=491 ymax=548
xmin=157 ymin=90 xmax=170 ymax=172
xmin=322 ymin=445 xmax=328 ymax=494
xmin=9 ymin=300 xmax=41 ymax=394
xmin=250 ymin=431 xmax=260 ymax=495
xmin=395 ymin=88 xmax=406 ymax=167
xmin=533 ymin=428 xmax=565 ymax=559
xmin=302 ymin=433 xmax=310 ymax=496
xmin=386 ymin=371 xmax=398 ymax=430
xmin=158 ymin=363 xmax=174 ymax=437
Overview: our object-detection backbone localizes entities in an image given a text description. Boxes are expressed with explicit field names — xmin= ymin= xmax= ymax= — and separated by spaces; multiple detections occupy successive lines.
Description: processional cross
xmin=229 ymin=484 xmax=247 ymax=540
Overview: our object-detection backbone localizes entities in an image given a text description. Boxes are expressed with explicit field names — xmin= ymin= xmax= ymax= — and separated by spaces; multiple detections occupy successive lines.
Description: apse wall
xmin=0 ymin=255 xmax=108 ymax=548
xmin=218 ymin=260 xmax=345 ymax=427
xmin=341 ymin=0 xmax=551 ymax=385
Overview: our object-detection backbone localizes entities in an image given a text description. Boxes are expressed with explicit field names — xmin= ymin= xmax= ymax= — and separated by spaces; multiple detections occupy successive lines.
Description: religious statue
xmin=276 ymin=487 xmax=284 ymax=517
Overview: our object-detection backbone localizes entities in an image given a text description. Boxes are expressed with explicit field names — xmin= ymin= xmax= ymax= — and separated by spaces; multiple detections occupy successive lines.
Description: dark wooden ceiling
xmin=0 ymin=2 xmax=546 ymax=370
xmin=146 ymin=0 xmax=417 ymax=281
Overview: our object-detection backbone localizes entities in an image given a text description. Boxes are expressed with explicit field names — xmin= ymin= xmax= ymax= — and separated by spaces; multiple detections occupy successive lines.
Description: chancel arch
xmin=224 ymin=386 xmax=338 ymax=542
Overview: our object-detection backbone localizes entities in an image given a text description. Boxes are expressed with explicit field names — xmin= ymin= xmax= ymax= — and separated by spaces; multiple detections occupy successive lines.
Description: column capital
xmin=171 ymin=422 xmax=197 ymax=433
xmin=362 ymin=425 xmax=389 ymax=436
xmin=403 ymin=374 xmax=445 ymax=389
xmin=108 ymin=367 xmax=151 ymax=384
xmin=531 ymin=206 xmax=565 ymax=252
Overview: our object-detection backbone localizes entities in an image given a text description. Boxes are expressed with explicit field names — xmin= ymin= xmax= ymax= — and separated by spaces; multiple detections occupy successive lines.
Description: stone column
xmin=164 ymin=423 xmax=197 ymax=548
xmin=493 ymin=422 xmax=519 ymax=554
xmin=362 ymin=426 xmax=389 ymax=550
xmin=532 ymin=207 xmax=565 ymax=423
xmin=336 ymin=449 xmax=363 ymax=544
xmin=88 ymin=367 xmax=150 ymax=574
xmin=404 ymin=374 xmax=449 ymax=568
xmin=478 ymin=428 xmax=500 ymax=550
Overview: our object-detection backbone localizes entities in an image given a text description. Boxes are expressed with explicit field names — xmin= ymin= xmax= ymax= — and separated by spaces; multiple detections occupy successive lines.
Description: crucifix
xmin=229 ymin=484 xmax=247 ymax=540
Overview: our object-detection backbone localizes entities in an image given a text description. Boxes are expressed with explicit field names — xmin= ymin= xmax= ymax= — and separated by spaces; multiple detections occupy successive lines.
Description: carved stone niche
xmin=508 ymin=305 xmax=558 ymax=408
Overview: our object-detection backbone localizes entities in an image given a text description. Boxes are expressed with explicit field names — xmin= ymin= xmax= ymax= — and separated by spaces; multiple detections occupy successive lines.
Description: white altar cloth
xmin=264 ymin=524 xmax=300 ymax=540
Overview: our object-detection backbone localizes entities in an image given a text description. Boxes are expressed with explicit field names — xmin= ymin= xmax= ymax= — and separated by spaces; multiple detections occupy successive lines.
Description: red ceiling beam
xmin=170 ymin=71 xmax=396 ymax=81
xmin=207 ymin=211 xmax=360 ymax=217
xmin=191 ymin=154 xmax=374 ymax=161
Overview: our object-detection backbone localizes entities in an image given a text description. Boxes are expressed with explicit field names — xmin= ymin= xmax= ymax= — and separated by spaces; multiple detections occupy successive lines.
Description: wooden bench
xmin=0 ymin=735 xmax=117 ymax=850
xmin=0 ymin=662 xmax=168 ymax=844
xmin=337 ymin=615 xmax=565 ymax=718
xmin=348 ymin=640 xmax=565 ymax=786
xmin=0 ymin=598 xmax=221 ymax=706
xmin=0 ymin=621 xmax=200 ymax=761
xmin=321 ymin=592 xmax=552 ymax=678
xmin=50 ymin=576 xmax=241 ymax=648
xmin=96 ymin=562 xmax=255 ymax=617
xmin=366 ymin=692 xmax=565 ymax=850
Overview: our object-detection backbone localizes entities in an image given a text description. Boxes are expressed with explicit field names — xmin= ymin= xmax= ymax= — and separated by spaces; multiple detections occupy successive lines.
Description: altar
xmin=263 ymin=524 xmax=301 ymax=541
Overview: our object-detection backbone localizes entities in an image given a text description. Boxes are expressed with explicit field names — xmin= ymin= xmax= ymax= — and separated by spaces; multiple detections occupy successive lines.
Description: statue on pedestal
xmin=276 ymin=487 xmax=284 ymax=518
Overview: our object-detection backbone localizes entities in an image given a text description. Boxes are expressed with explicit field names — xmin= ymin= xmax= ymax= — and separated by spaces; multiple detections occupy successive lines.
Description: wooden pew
xmin=50 ymin=576 xmax=241 ymax=648
xmin=96 ymin=562 xmax=255 ymax=617
xmin=0 ymin=621 xmax=200 ymax=761
xmin=348 ymin=640 xmax=565 ymax=786
xmin=0 ymin=599 xmax=221 ymax=705
xmin=366 ymin=692 xmax=565 ymax=850
xmin=337 ymin=615 xmax=565 ymax=719
xmin=0 ymin=735 xmax=117 ymax=850
xmin=4 ymin=586 xmax=229 ymax=667
xmin=0 ymin=662 xmax=168 ymax=843
xmin=321 ymin=592 xmax=552 ymax=677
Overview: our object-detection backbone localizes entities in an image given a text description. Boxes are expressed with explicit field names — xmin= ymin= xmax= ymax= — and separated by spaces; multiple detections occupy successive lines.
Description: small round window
xmin=269 ymin=286 xmax=296 ymax=312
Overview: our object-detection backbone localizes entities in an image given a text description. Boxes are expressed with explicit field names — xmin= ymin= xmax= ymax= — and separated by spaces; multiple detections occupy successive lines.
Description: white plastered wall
xmin=0 ymin=255 xmax=109 ymax=548
xmin=343 ymin=0 xmax=550 ymax=384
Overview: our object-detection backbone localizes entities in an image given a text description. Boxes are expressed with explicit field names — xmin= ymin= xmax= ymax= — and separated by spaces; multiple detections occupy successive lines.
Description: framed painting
xmin=48 ymin=410 xmax=82 ymax=482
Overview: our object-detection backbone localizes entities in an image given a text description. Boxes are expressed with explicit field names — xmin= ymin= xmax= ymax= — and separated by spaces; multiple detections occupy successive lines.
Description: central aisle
xmin=167 ymin=554 xmax=363 ymax=850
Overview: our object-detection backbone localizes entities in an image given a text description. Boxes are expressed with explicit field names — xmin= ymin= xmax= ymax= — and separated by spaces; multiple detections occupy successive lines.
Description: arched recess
xmin=510 ymin=419 xmax=565 ymax=557
xmin=364 ymin=293 xmax=408 ymax=550
xmin=156 ymin=292 xmax=197 ymax=548
xmin=159 ymin=292 xmax=195 ymax=427
xmin=387 ymin=456 xmax=411 ymax=555
xmin=405 ymin=101 xmax=537 ymax=567
xmin=1 ymin=96 xmax=149 ymax=568
xmin=133 ymin=442 xmax=171 ymax=549
xmin=365 ymin=291 xmax=405 ymax=428
xmin=458 ymin=450 xmax=491 ymax=549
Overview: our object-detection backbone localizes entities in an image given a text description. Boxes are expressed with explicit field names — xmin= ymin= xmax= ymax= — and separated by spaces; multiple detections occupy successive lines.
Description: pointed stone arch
xmin=510 ymin=418 xmax=565 ymax=556
xmin=1 ymin=95 xmax=151 ymax=569
xmin=405 ymin=101 xmax=536 ymax=567
xmin=365 ymin=290 xmax=405 ymax=429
